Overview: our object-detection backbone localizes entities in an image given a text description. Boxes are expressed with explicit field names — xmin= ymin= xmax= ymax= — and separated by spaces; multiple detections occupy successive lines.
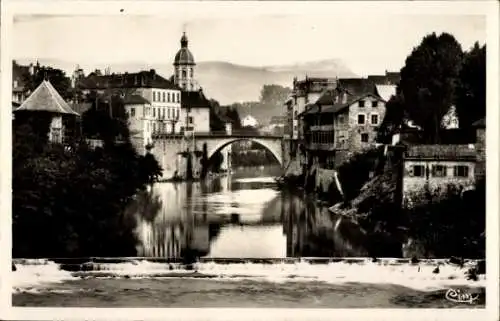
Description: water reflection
xmin=133 ymin=166 xmax=389 ymax=259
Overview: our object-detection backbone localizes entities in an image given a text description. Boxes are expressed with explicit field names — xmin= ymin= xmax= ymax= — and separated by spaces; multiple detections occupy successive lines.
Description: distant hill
xmin=14 ymin=58 xmax=356 ymax=105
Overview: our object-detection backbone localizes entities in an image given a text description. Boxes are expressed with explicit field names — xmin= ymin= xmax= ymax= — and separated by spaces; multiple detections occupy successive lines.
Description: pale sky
xmin=12 ymin=13 xmax=485 ymax=76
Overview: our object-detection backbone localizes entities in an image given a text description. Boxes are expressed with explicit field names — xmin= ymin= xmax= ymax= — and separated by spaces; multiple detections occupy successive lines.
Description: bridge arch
xmin=205 ymin=138 xmax=283 ymax=167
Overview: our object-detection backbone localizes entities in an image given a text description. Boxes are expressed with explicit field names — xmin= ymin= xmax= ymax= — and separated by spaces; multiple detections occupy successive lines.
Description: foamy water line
xmin=12 ymin=257 xmax=485 ymax=293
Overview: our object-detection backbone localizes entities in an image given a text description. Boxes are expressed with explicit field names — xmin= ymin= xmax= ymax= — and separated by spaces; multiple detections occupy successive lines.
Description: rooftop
xmin=123 ymin=94 xmax=150 ymax=105
xmin=472 ymin=118 xmax=486 ymax=128
xmin=79 ymin=70 xmax=180 ymax=91
xmin=15 ymin=80 xmax=79 ymax=116
xmin=404 ymin=144 xmax=477 ymax=161
xmin=181 ymin=90 xmax=211 ymax=109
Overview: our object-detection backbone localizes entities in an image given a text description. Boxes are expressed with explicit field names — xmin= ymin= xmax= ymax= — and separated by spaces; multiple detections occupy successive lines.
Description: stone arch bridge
xmin=197 ymin=133 xmax=284 ymax=166
xmin=150 ymin=132 xmax=285 ymax=180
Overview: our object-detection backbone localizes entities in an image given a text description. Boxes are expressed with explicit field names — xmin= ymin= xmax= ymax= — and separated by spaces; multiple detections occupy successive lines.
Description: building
xmin=123 ymin=94 xmax=155 ymax=150
xmin=79 ymin=69 xmax=182 ymax=151
xmin=299 ymin=78 xmax=387 ymax=169
xmin=13 ymin=80 xmax=80 ymax=143
xmin=172 ymin=32 xmax=212 ymax=134
xmin=241 ymin=114 xmax=259 ymax=128
xmin=402 ymin=144 xmax=477 ymax=205
xmin=12 ymin=61 xmax=37 ymax=105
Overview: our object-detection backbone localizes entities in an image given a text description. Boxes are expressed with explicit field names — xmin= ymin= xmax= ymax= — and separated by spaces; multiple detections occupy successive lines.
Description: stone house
xmin=299 ymin=79 xmax=387 ymax=170
xmin=401 ymin=144 xmax=477 ymax=206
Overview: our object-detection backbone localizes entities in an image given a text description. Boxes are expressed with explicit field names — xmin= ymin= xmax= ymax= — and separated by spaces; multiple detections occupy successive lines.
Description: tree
xmin=23 ymin=65 xmax=72 ymax=100
xmin=260 ymin=84 xmax=292 ymax=107
xmin=399 ymin=32 xmax=463 ymax=143
xmin=455 ymin=42 xmax=486 ymax=129
xmin=376 ymin=92 xmax=406 ymax=143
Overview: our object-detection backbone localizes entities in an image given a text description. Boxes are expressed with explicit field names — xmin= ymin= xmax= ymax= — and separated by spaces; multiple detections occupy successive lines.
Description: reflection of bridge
xmin=150 ymin=131 xmax=285 ymax=180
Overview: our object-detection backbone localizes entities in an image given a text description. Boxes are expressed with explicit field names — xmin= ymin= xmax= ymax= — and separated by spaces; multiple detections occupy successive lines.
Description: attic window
xmin=358 ymin=100 xmax=365 ymax=107
xmin=372 ymin=101 xmax=378 ymax=107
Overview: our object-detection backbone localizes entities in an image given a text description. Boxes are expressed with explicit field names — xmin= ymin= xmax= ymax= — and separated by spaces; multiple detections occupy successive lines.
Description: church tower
xmin=173 ymin=32 xmax=197 ymax=91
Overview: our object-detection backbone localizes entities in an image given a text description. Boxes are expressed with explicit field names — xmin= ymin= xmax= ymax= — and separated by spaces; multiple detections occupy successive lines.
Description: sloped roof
xmin=79 ymin=70 xmax=180 ymax=91
xmin=337 ymin=78 xmax=377 ymax=96
xmin=368 ymin=72 xmax=400 ymax=85
xmin=123 ymin=94 xmax=150 ymax=105
xmin=301 ymin=91 xmax=384 ymax=116
xmin=181 ymin=90 xmax=211 ymax=109
xmin=15 ymin=80 xmax=79 ymax=115
xmin=404 ymin=144 xmax=477 ymax=161
xmin=375 ymin=84 xmax=397 ymax=102
xmin=472 ymin=118 xmax=486 ymax=128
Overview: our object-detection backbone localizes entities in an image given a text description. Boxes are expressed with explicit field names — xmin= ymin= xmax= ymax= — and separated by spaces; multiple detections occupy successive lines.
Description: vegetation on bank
xmin=13 ymin=89 xmax=162 ymax=258
xmin=324 ymin=146 xmax=486 ymax=259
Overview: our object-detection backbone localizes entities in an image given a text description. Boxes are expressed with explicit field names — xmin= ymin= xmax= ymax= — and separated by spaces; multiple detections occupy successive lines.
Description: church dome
xmin=173 ymin=32 xmax=195 ymax=66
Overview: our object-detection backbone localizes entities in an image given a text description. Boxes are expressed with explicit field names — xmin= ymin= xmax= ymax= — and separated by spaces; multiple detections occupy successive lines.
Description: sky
xmin=12 ymin=12 xmax=486 ymax=76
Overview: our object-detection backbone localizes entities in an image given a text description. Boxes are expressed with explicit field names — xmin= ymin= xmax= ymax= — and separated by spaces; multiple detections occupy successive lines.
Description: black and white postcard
xmin=1 ymin=1 xmax=498 ymax=320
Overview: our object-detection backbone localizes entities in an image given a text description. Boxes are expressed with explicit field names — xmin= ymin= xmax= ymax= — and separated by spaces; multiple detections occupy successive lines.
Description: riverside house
xmin=400 ymin=117 xmax=486 ymax=206
xmin=299 ymin=78 xmax=388 ymax=170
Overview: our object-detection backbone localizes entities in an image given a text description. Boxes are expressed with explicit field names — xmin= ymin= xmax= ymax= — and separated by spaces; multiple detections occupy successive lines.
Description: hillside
xmin=14 ymin=58 xmax=356 ymax=105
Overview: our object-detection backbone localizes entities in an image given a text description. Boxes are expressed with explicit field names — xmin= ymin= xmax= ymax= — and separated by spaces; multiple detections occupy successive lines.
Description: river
xmin=12 ymin=166 xmax=485 ymax=308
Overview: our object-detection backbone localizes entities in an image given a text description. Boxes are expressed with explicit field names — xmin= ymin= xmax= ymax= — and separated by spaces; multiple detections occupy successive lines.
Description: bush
xmin=402 ymin=179 xmax=485 ymax=258
xmin=12 ymin=114 xmax=162 ymax=258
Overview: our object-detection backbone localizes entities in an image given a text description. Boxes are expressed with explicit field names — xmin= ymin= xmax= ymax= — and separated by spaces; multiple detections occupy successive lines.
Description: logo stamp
xmin=445 ymin=288 xmax=479 ymax=304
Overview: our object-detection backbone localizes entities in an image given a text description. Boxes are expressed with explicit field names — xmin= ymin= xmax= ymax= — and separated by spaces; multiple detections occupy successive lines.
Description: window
xmin=130 ymin=108 xmax=135 ymax=117
xmin=182 ymin=70 xmax=187 ymax=78
xmin=358 ymin=100 xmax=365 ymax=107
xmin=177 ymin=93 xmax=180 ymax=102
xmin=188 ymin=116 xmax=193 ymax=124
xmin=168 ymin=108 xmax=171 ymax=119
xmin=357 ymin=114 xmax=366 ymax=125
xmin=163 ymin=92 xmax=166 ymax=102
xmin=190 ymin=68 xmax=193 ymax=77
xmin=361 ymin=133 xmax=369 ymax=143
xmin=175 ymin=109 xmax=179 ymax=119
xmin=338 ymin=115 xmax=345 ymax=125
xmin=372 ymin=101 xmax=378 ymax=108
xmin=454 ymin=165 xmax=469 ymax=177
xmin=412 ymin=165 xmax=425 ymax=177
xmin=167 ymin=92 xmax=170 ymax=102
xmin=153 ymin=92 xmax=156 ymax=102
xmin=432 ymin=165 xmax=446 ymax=177
xmin=371 ymin=114 xmax=379 ymax=125
xmin=153 ymin=108 xmax=156 ymax=118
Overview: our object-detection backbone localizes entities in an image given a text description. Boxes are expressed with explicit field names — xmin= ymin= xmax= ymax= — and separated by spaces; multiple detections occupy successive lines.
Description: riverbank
xmin=284 ymin=144 xmax=486 ymax=260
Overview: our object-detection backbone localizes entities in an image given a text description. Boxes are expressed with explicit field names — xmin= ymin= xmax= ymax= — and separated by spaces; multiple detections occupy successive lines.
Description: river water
xmin=12 ymin=166 xmax=485 ymax=308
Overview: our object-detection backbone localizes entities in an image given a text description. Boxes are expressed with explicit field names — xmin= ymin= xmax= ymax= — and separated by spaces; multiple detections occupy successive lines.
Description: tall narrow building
xmin=173 ymin=32 xmax=197 ymax=92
